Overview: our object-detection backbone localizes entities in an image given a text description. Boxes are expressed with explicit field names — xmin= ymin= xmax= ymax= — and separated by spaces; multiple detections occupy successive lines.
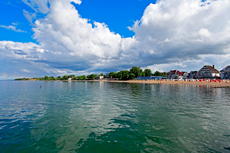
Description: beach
xmin=25 ymin=79 xmax=230 ymax=87
xmin=104 ymin=79 xmax=230 ymax=87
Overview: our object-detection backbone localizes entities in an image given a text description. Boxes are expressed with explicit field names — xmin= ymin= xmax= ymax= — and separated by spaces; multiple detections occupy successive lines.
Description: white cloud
xmin=0 ymin=25 xmax=26 ymax=33
xmin=22 ymin=69 xmax=30 ymax=73
xmin=1 ymin=0 xmax=230 ymax=79
xmin=22 ymin=0 xmax=50 ymax=14
xmin=199 ymin=28 xmax=211 ymax=38
xmin=23 ymin=10 xmax=36 ymax=25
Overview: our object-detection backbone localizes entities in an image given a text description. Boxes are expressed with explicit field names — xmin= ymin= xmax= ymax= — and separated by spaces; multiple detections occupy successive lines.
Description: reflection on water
xmin=1 ymin=81 xmax=230 ymax=152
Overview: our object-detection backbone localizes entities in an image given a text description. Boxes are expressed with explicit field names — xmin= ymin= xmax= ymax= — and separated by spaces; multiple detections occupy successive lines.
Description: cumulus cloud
xmin=1 ymin=0 xmax=230 ymax=79
xmin=131 ymin=0 xmax=230 ymax=63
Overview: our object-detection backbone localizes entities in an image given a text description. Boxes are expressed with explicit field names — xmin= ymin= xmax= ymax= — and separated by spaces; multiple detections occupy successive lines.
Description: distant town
xmin=15 ymin=65 xmax=230 ymax=81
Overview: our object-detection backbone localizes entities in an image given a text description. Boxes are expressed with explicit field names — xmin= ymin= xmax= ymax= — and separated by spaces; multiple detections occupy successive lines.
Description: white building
xmin=197 ymin=65 xmax=220 ymax=79
xmin=220 ymin=65 xmax=230 ymax=79
xmin=96 ymin=76 xmax=104 ymax=80
xmin=167 ymin=70 xmax=187 ymax=79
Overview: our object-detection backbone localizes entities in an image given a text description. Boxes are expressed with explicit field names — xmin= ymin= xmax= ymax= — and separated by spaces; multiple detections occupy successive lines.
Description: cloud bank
xmin=1 ymin=0 xmax=230 ymax=79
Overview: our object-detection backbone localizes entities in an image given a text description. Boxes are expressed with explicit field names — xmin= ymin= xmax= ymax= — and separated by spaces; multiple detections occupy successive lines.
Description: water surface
xmin=0 ymin=81 xmax=230 ymax=152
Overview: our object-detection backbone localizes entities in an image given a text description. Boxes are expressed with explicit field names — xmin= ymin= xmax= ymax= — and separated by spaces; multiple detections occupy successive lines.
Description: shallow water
xmin=1 ymin=81 xmax=230 ymax=152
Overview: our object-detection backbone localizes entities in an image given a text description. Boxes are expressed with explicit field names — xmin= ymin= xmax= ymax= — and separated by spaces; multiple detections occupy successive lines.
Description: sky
xmin=0 ymin=0 xmax=230 ymax=79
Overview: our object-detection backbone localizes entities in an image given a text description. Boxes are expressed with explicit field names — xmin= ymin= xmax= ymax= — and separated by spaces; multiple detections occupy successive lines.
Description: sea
xmin=0 ymin=80 xmax=230 ymax=153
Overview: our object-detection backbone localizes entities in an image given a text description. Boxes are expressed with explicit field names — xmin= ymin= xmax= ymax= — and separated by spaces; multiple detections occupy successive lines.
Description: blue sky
xmin=0 ymin=0 xmax=230 ymax=79
xmin=0 ymin=0 xmax=156 ymax=42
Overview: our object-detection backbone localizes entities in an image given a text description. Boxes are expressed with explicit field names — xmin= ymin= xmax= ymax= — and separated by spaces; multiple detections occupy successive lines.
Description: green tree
xmin=49 ymin=76 xmax=55 ymax=80
xmin=122 ymin=70 xmax=130 ymax=80
xmin=109 ymin=72 xmax=116 ymax=78
xmin=114 ymin=73 xmax=119 ymax=78
xmin=100 ymin=73 xmax=104 ymax=76
xmin=130 ymin=66 xmax=143 ymax=78
xmin=144 ymin=69 xmax=152 ymax=76
xmin=44 ymin=76 xmax=48 ymax=80
xmin=77 ymin=76 xmax=83 ymax=80
xmin=162 ymin=72 xmax=167 ymax=77
xmin=141 ymin=72 xmax=145 ymax=77
xmin=62 ymin=75 xmax=69 ymax=80
xmin=116 ymin=71 xmax=123 ymax=79
xmin=82 ymin=75 xmax=86 ymax=80
xmin=87 ymin=74 xmax=97 ymax=80
xmin=153 ymin=71 xmax=162 ymax=76
xmin=69 ymin=75 xmax=75 ymax=78
xmin=129 ymin=73 xmax=135 ymax=80
xmin=56 ymin=76 xmax=61 ymax=80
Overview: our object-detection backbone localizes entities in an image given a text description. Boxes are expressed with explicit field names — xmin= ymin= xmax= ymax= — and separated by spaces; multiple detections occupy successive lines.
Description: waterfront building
xmin=167 ymin=70 xmax=184 ymax=79
xmin=189 ymin=71 xmax=198 ymax=79
xmin=96 ymin=76 xmax=104 ymax=80
xmin=220 ymin=65 xmax=230 ymax=79
xmin=197 ymin=65 xmax=220 ymax=79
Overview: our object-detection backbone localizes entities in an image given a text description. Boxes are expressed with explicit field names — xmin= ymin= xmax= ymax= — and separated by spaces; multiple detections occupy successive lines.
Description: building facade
xmin=189 ymin=71 xmax=198 ymax=79
xmin=167 ymin=70 xmax=186 ymax=79
xmin=220 ymin=65 xmax=230 ymax=79
xmin=197 ymin=65 xmax=220 ymax=79
xmin=96 ymin=76 xmax=104 ymax=80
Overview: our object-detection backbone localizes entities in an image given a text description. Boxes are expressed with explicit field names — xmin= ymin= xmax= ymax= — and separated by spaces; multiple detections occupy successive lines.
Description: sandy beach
xmin=104 ymin=79 xmax=230 ymax=87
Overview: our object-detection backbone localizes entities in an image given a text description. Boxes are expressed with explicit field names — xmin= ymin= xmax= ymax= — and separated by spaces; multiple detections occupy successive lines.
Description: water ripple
xmin=1 ymin=81 xmax=230 ymax=152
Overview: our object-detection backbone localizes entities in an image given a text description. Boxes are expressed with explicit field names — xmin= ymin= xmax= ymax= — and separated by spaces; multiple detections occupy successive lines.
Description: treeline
xmin=15 ymin=66 xmax=167 ymax=81
xmin=15 ymin=78 xmax=29 ymax=81
xmin=109 ymin=66 xmax=166 ymax=80
xmin=15 ymin=73 xmax=105 ymax=81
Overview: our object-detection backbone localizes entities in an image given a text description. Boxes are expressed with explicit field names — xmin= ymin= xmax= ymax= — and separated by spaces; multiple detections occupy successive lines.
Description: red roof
xmin=170 ymin=70 xmax=184 ymax=76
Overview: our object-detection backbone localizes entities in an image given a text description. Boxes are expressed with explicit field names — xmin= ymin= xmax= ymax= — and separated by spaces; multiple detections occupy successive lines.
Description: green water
xmin=0 ymin=81 xmax=230 ymax=152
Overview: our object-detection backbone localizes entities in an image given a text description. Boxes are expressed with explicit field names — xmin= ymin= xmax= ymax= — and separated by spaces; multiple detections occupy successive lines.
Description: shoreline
xmin=92 ymin=79 xmax=230 ymax=87
xmin=15 ymin=79 xmax=230 ymax=88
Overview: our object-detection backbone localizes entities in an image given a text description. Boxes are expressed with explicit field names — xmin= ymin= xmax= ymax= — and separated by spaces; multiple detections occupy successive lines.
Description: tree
xmin=122 ymin=70 xmax=130 ymax=80
xmin=144 ymin=69 xmax=152 ymax=76
xmin=109 ymin=72 xmax=116 ymax=78
xmin=82 ymin=75 xmax=86 ymax=80
xmin=141 ymin=72 xmax=145 ymax=77
xmin=56 ymin=76 xmax=61 ymax=80
xmin=87 ymin=74 xmax=97 ymax=80
xmin=69 ymin=75 xmax=75 ymax=78
xmin=153 ymin=71 xmax=162 ymax=76
xmin=62 ymin=75 xmax=69 ymax=80
xmin=162 ymin=72 xmax=167 ymax=77
xmin=129 ymin=73 xmax=135 ymax=80
xmin=130 ymin=66 xmax=143 ymax=78
xmin=44 ymin=76 xmax=48 ymax=80
xmin=49 ymin=76 xmax=55 ymax=80
xmin=77 ymin=76 xmax=83 ymax=80
xmin=100 ymin=73 xmax=104 ymax=76
xmin=116 ymin=71 xmax=123 ymax=79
